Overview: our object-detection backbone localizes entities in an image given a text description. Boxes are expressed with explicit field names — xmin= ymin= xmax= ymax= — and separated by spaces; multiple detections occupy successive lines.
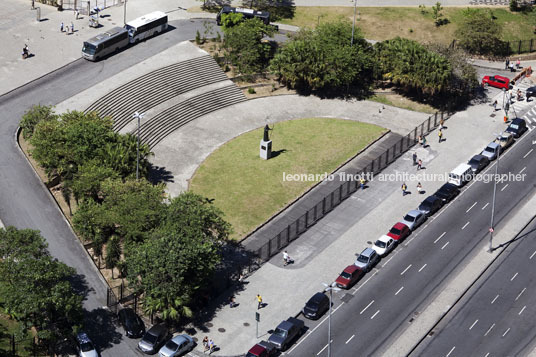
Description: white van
xmin=448 ymin=163 xmax=473 ymax=187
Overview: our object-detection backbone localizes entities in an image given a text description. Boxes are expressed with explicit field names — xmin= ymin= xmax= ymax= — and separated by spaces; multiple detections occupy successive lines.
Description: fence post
xmin=314 ymin=204 xmax=317 ymax=221
xmin=322 ymin=196 xmax=326 ymax=214
xmin=287 ymin=224 xmax=290 ymax=242
xmin=518 ymin=40 xmax=522 ymax=54
xmin=120 ymin=283 xmax=123 ymax=301
xmin=106 ymin=287 xmax=110 ymax=306
xmin=427 ymin=116 xmax=431 ymax=133
xmin=305 ymin=210 xmax=309 ymax=228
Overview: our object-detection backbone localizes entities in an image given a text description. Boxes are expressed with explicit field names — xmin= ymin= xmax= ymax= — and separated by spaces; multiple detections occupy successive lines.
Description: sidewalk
xmin=187 ymin=96 xmax=525 ymax=355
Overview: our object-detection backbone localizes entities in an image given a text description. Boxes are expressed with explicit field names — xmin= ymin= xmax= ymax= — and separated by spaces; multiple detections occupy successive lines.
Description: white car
xmin=372 ymin=235 xmax=396 ymax=257
xmin=77 ymin=332 xmax=98 ymax=357
xmin=158 ymin=334 xmax=194 ymax=357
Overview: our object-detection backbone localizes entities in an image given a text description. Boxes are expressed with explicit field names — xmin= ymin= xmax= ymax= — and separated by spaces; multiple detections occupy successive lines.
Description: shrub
xmin=248 ymin=87 xmax=256 ymax=94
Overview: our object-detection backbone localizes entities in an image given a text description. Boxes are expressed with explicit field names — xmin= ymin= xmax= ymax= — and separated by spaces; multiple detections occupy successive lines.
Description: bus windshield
xmin=82 ymin=42 xmax=97 ymax=55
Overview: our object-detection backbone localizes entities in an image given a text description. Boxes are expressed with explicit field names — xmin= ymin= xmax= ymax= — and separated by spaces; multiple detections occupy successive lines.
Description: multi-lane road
xmin=0 ymin=19 xmax=209 ymax=356
xmin=287 ymin=107 xmax=536 ymax=356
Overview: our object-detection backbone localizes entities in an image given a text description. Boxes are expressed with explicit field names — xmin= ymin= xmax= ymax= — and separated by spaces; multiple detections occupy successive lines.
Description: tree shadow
xmin=82 ymin=307 xmax=123 ymax=352
xmin=68 ymin=274 xmax=94 ymax=303
xmin=148 ymin=164 xmax=174 ymax=184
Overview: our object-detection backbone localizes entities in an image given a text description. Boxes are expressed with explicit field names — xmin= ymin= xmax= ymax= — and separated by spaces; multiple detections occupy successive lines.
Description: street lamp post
xmin=132 ymin=112 xmax=144 ymax=180
xmin=489 ymin=132 xmax=502 ymax=252
xmin=323 ymin=282 xmax=341 ymax=357
xmin=123 ymin=0 xmax=127 ymax=25
xmin=351 ymin=0 xmax=357 ymax=46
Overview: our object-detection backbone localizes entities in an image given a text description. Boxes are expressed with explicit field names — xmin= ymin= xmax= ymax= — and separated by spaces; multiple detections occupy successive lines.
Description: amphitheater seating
xmin=85 ymin=55 xmax=229 ymax=132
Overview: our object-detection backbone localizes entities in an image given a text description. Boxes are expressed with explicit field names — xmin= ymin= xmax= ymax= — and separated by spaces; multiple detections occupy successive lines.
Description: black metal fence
xmin=255 ymin=111 xmax=451 ymax=262
xmin=504 ymin=39 xmax=536 ymax=56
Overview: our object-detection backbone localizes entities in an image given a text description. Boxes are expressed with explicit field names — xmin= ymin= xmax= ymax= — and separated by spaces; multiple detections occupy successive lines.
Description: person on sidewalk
xmin=418 ymin=136 xmax=423 ymax=146
xmin=360 ymin=177 xmax=365 ymax=190
xmin=438 ymin=129 xmax=443 ymax=143
xmin=417 ymin=159 xmax=422 ymax=170
xmin=283 ymin=251 xmax=291 ymax=266
xmin=439 ymin=118 xmax=444 ymax=130
xmin=493 ymin=100 xmax=498 ymax=111
xmin=505 ymin=58 xmax=510 ymax=70
xmin=208 ymin=339 xmax=215 ymax=355
xmin=203 ymin=336 xmax=209 ymax=353
xmin=60 ymin=21 xmax=64 ymax=32
xmin=516 ymin=58 xmax=521 ymax=69
xmin=417 ymin=182 xmax=423 ymax=194
xmin=75 ymin=10 xmax=79 ymax=19
xmin=422 ymin=136 xmax=427 ymax=147
xmin=401 ymin=182 xmax=407 ymax=196
xmin=71 ymin=22 xmax=74 ymax=33
xmin=412 ymin=152 xmax=417 ymax=165
xmin=256 ymin=294 xmax=263 ymax=309
xmin=229 ymin=296 xmax=236 ymax=308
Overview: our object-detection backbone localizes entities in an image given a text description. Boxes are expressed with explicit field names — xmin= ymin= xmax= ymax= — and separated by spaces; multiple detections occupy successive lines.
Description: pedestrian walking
xmin=417 ymin=159 xmax=422 ymax=170
xmin=401 ymin=182 xmax=407 ymax=196
xmin=509 ymin=62 xmax=515 ymax=72
xmin=75 ymin=9 xmax=79 ymax=19
xmin=71 ymin=22 xmax=74 ymax=33
xmin=493 ymin=100 xmax=498 ymax=111
xmin=208 ymin=339 xmax=215 ymax=355
xmin=412 ymin=152 xmax=417 ymax=165
xmin=60 ymin=21 xmax=64 ymax=32
xmin=516 ymin=58 xmax=521 ymax=69
xmin=439 ymin=118 xmax=444 ymax=130
xmin=438 ymin=129 xmax=443 ymax=143
xmin=283 ymin=251 xmax=290 ymax=266
xmin=505 ymin=58 xmax=510 ymax=70
xmin=417 ymin=182 xmax=423 ymax=194
xmin=422 ymin=136 xmax=427 ymax=147
xmin=256 ymin=294 xmax=263 ymax=309
xmin=203 ymin=336 xmax=209 ymax=353
xmin=418 ymin=135 xmax=423 ymax=146
xmin=229 ymin=296 xmax=236 ymax=308
xmin=360 ymin=177 xmax=365 ymax=190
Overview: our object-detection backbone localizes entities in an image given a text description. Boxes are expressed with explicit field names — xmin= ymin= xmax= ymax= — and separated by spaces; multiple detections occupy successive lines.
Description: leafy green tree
xmin=432 ymin=2 xmax=445 ymax=26
xmin=0 ymin=227 xmax=83 ymax=352
xmin=71 ymin=159 xmax=120 ymax=202
xmin=98 ymin=133 xmax=152 ymax=180
xmin=20 ymin=105 xmax=57 ymax=139
xmin=126 ymin=192 xmax=230 ymax=321
xmin=221 ymin=12 xmax=244 ymax=28
xmin=105 ymin=236 xmax=122 ymax=278
xmin=270 ymin=21 xmax=374 ymax=94
xmin=222 ymin=18 xmax=275 ymax=74
xmin=455 ymin=9 xmax=503 ymax=55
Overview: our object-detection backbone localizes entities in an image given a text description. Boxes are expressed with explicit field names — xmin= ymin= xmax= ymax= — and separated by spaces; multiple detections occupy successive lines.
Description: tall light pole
xmin=123 ymin=0 xmax=127 ymax=25
xmin=489 ymin=132 xmax=502 ymax=252
xmin=323 ymin=282 xmax=341 ymax=357
xmin=133 ymin=112 xmax=144 ymax=180
xmin=351 ymin=0 xmax=357 ymax=46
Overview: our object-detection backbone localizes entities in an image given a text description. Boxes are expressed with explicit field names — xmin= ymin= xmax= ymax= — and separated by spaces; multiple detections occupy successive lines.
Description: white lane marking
xmin=441 ymin=242 xmax=450 ymax=250
xmin=401 ymin=264 xmax=412 ymax=275
xmin=462 ymin=221 xmax=470 ymax=230
xmin=503 ymin=328 xmax=511 ymax=337
xmin=434 ymin=232 xmax=446 ymax=244
xmin=530 ymin=250 xmax=536 ymax=260
xmin=382 ymin=255 xmax=395 ymax=268
xmin=395 ymin=286 xmax=404 ymax=296
xmin=345 ymin=335 xmax=355 ymax=344
xmin=491 ymin=295 xmax=499 ymax=304
xmin=360 ymin=300 xmax=374 ymax=314
xmin=511 ymin=272 xmax=519 ymax=281
xmin=419 ymin=264 xmax=427 ymax=272
xmin=519 ymin=306 xmax=526 ymax=315
xmin=501 ymin=184 xmax=509 ymax=192
xmin=519 ymin=166 xmax=526 ymax=174
xmin=469 ymin=319 xmax=479 ymax=330
xmin=466 ymin=202 xmax=477 ymax=213
xmin=524 ymin=148 xmax=533 ymax=158
xmin=446 ymin=346 xmax=456 ymax=357
xmin=370 ymin=310 xmax=380 ymax=319
xmin=482 ymin=202 xmax=490 ymax=210
xmin=484 ymin=323 xmax=496 ymax=336
xmin=317 ymin=342 xmax=329 ymax=355
xmin=484 ymin=353 xmax=490 ymax=357
xmin=516 ymin=288 xmax=527 ymax=301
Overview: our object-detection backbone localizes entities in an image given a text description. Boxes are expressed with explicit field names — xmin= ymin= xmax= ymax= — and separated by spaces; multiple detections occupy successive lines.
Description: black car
xmin=505 ymin=118 xmax=528 ymax=138
xmin=138 ymin=324 xmax=168 ymax=354
xmin=118 ymin=308 xmax=145 ymax=338
xmin=526 ymin=86 xmax=536 ymax=99
xmin=302 ymin=292 xmax=330 ymax=320
xmin=467 ymin=154 xmax=490 ymax=174
xmin=418 ymin=195 xmax=443 ymax=216
xmin=433 ymin=183 xmax=460 ymax=203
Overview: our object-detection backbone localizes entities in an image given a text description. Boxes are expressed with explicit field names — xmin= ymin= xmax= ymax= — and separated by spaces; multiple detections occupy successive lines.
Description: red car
xmin=335 ymin=265 xmax=365 ymax=289
xmin=482 ymin=75 xmax=511 ymax=90
xmin=387 ymin=222 xmax=410 ymax=242
xmin=246 ymin=341 xmax=277 ymax=357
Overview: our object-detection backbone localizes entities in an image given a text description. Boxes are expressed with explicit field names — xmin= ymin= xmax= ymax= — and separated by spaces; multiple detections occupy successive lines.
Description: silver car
xmin=158 ymin=334 xmax=194 ymax=357
xmin=354 ymin=247 xmax=380 ymax=272
xmin=400 ymin=210 xmax=426 ymax=231
xmin=481 ymin=142 xmax=500 ymax=161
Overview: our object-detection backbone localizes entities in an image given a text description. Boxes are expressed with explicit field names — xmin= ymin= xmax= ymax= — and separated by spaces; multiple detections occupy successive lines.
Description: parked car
xmin=481 ymin=75 xmax=510 ymax=90
xmin=494 ymin=132 xmax=514 ymax=149
xmin=158 ymin=334 xmax=194 ymax=357
xmin=526 ymin=86 xmax=536 ymax=99
xmin=387 ymin=222 xmax=411 ymax=241
xmin=433 ymin=183 xmax=460 ymax=203
xmin=467 ymin=154 xmax=490 ymax=174
xmin=268 ymin=317 xmax=304 ymax=351
xmin=335 ymin=265 xmax=365 ymax=289
xmin=481 ymin=142 xmax=501 ymax=161
xmin=302 ymin=292 xmax=330 ymax=320
xmin=354 ymin=247 xmax=380 ymax=272
xmin=418 ymin=195 xmax=444 ymax=217
xmin=400 ymin=210 xmax=427 ymax=231
xmin=246 ymin=341 xmax=277 ymax=357
xmin=505 ymin=118 xmax=528 ymax=138
xmin=372 ymin=235 xmax=396 ymax=257
xmin=77 ymin=332 xmax=99 ymax=357
xmin=118 ymin=308 xmax=145 ymax=338
xmin=138 ymin=324 xmax=169 ymax=355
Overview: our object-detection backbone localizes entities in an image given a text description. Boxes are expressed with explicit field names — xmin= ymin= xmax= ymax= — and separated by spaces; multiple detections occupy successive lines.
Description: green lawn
xmin=189 ymin=118 xmax=387 ymax=240
xmin=0 ymin=313 xmax=34 ymax=356
xmin=278 ymin=6 xmax=536 ymax=45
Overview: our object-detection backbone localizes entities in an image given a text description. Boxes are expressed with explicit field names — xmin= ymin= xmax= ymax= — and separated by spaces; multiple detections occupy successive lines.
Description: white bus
xmin=82 ymin=27 xmax=130 ymax=61
xmin=125 ymin=11 xmax=168 ymax=44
